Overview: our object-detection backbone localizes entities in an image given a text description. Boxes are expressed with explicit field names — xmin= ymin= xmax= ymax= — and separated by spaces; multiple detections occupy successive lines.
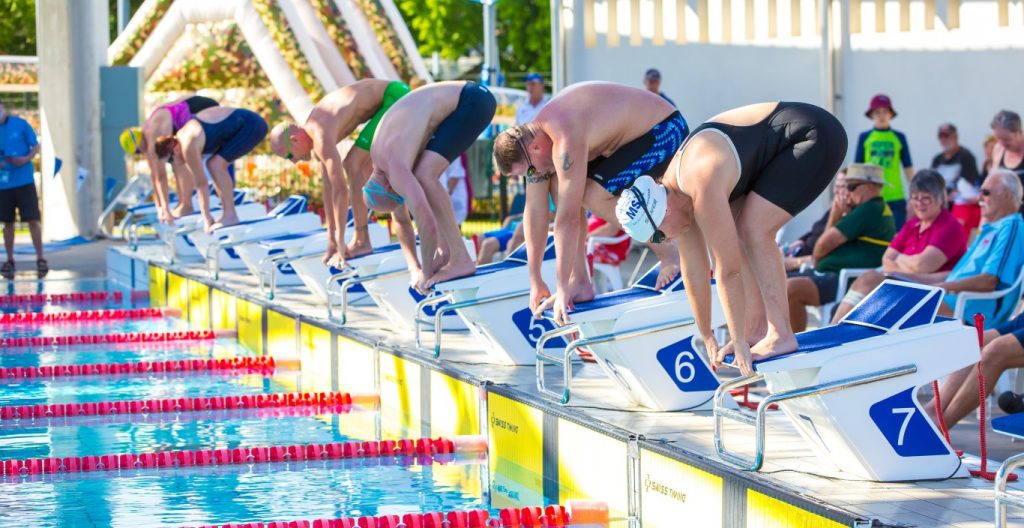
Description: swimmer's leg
xmin=206 ymin=155 xmax=239 ymax=230
xmin=413 ymin=151 xmax=474 ymax=285
xmin=737 ymin=192 xmax=797 ymax=360
xmin=343 ymin=147 xmax=374 ymax=257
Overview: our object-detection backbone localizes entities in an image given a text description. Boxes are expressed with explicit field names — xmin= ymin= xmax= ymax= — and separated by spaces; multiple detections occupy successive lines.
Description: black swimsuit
xmin=197 ymin=109 xmax=268 ymax=163
xmin=678 ymin=102 xmax=848 ymax=216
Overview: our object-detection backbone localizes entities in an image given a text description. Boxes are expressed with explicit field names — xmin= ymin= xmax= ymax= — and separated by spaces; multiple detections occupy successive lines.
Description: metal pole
xmin=117 ymin=0 xmax=129 ymax=34
xmin=550 ymin=0 xmax=563 ymax=92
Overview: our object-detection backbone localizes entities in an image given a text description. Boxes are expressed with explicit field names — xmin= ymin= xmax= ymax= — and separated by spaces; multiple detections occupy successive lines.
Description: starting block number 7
xmin=891 ymin=407 xmax=915 ymax=446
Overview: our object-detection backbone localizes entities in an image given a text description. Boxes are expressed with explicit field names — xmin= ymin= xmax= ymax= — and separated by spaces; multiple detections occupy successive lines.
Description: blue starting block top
xmin=346 ymin=243 xmax=403 ymax=263
xmin=267 ymin=195 xmax=307 ymax=217
xmin=992 ymin=414 xmax=1024 ymax=441
xmin=257 ymin=230 xmax=324 ymax=248
xmin=725 ymin=281 xmax=948 ymax=366
xmin=542 ymin=264 xmax=685 ymax=318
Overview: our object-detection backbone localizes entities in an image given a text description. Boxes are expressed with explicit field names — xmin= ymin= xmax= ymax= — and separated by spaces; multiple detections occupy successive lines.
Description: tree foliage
xmin=397 ymin=0 xmax=551 ymax=81
xmin=0 ymin=0 xmax=37 ymax=56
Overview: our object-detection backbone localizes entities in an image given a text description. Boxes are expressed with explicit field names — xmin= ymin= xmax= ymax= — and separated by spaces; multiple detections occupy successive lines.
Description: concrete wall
xmin=36 ymin=0 xmax=109 ymax=239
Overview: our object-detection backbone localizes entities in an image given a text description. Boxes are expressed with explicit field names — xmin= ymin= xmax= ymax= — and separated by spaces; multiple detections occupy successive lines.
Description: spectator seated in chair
xmin=587 ymin=215 xmax=630 ymax=266
xmin=784 ymin=168 xmax=847 ymax=273
xmin=786 ymin=163 xmax=896 ymax=332
xmin=929 ymin=311 xmax=1024 ymax=428
xmin=477 ymin=193 xmax=555 ymax=265
xmin=830 ymin=169 xmax=967 ymax=322
xmin=878 ymin=169 xmax=1024 ymax=329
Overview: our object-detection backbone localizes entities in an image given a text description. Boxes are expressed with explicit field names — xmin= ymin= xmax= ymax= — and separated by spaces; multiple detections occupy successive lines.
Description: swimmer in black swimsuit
xmin=615 ymin=102 xmax=847 ymax=375
xmin=364 ymin=81 xmax=496 ymax=292
xmin=492 ymin=82 xmax=689 ymax=324
xmin=155 ymin=106 xmax=268 ymax=232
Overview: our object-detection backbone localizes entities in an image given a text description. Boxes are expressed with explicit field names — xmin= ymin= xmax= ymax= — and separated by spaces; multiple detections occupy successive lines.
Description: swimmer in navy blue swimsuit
xmin=492 ymin=82 xmax=688 ymax=325
xmin=614 ymin=102 xmax=848 ymax=376
xmin=156 ymin=106 xmax=268 ymax=232
xmin=364 ymin=81 xmax=497 ymax=292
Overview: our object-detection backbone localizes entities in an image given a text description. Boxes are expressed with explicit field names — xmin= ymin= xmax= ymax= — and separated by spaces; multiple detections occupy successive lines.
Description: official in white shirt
xmin=515 ymin=73 xmax=550 ymax=126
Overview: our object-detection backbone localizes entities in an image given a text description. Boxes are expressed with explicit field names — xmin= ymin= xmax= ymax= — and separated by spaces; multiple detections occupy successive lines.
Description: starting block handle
xmin=324 ymin=268 xmax=358 ymax=321
xmin=326 ymin=268 xmax=407 ymax=324
xmin=535 ymin=324 xmax=581 ymax=404
xmin=257 ymin=252 xmax=291 ymax=299
xmin=713 ymin=364 xmax=918 ymax=472
xmin=416 ymin=290 xmax=530 ymax=358
xmin=413 ymin=293 xmax=455 ymax=354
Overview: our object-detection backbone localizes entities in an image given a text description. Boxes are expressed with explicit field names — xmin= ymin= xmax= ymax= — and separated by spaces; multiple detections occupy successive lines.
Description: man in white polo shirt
xmin=515 ymin=73 xmax=549 ymax=125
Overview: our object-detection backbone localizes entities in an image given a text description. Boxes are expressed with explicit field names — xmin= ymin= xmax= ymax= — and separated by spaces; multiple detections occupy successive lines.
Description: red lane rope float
xmin=0 ymin=307 xmax=181 ymax=325
xmin=186 ymin=500 xmax=610 ymax=528
xmin=0 ymin=291 xmax=122 ymax=306
xmin=0 ymin=403 xmax=360 ymax=429
xmin=0 ymin=356 xmax=276 ymax=381
xmin=0 ymin=391 xmax=380 ymax=422
xmin=0 ymin=435 xmax=487 ymax=477
xmin=0 ymin=329 xmax=236 ymax=348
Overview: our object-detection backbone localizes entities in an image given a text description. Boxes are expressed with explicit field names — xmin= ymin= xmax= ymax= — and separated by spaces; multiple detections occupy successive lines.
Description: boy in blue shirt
xmin=855 ymin=94 xmax=914 ymax=228
xmin=0 ymin=101 xmax=45 ymax=278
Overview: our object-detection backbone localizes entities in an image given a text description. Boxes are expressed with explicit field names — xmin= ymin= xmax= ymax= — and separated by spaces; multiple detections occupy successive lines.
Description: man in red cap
xmin=854 ymin=94 xmax=914 ymax=228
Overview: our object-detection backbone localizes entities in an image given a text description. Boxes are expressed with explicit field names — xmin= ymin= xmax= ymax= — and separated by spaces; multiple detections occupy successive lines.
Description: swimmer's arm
xmin=894 ymin=246 xmax=948 ymax=273
xmin=550 ymin=138 xmax=587 ymax=290
xmin=391 ymin=205 xmax=419 ymax=272
xmin=691 ymin=192 xmax=747 ymax=352
xmin=319 ymin=160 xmax=338 ymax=241
xmin=523 ymin=170 xmax=553 ymax=284
xmin=676 ymin=225 xmax=714 ymax=342
xmin=319 ymin=141 xmax=349 ymax=250
xmin=811 ymin=227 xmax=848 ymax=264
xmin=144 ymin=135 xmax=170 ymax=213
xmin=388 ymin=165 xmax=439 ymax=275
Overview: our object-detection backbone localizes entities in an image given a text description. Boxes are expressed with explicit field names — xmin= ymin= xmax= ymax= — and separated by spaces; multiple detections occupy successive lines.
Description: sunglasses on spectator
xmin=981 ymin=189 xmax=996 ymax=197
xmin=845 ymin=183 xmax=867 ymax=192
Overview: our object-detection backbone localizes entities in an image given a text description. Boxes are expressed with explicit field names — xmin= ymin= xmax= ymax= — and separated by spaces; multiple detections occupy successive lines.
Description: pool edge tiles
xmin=132 ymin=252 xmax=866 ymax=528
xmin=148 ymin=265 xmax=167 ymax=308
xmin=189 ymin=280 xmax=211 ymax=329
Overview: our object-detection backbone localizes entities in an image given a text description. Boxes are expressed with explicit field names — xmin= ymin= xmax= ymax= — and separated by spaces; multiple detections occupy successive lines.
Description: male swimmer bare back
xmin=364 ymin=81 xmax=496 ymax=292
xmin=492 ymin=81 xmax=689 ymax=324
xmin=270 ymin=79 xmax=410 ymax=266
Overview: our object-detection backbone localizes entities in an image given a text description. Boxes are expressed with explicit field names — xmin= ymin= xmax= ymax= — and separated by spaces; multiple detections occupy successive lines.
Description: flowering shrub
xmin=250 ymin=0 xmax=326 ymax=100
xmin=352 ymin=0 xmax=418 ymax=81
xmin=111 ymin=0 xmax=175 ymax=66
xmin=309 ymin=0 xmax=372 ymax=79
xmin=0 ymin=61 xmax=37 ymax=86
xmin=150 ymin=22 xmax=271 ymax=91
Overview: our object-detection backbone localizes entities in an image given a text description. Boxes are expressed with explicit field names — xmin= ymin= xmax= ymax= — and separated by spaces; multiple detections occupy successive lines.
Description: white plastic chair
xmin=952 ymin=265 xmax=1024 ymax=325
xmin=587 ymin=232 xmax=631 ymax=294
xmin=811 ymin=267 xmax=875 ymax=326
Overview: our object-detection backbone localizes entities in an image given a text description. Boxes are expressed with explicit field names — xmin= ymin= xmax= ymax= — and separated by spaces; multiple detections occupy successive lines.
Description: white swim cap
xmin=615 ymin=175 xmax=667 ymax=243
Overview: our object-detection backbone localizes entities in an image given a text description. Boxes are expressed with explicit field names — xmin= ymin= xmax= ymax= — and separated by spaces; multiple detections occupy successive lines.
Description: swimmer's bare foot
xmin=567 ymin=276 xmax=596 ymax=304
xmin=208 ymin=213 xmax=240 ymax=233
xmin=749 ymin=331 xmax=799 ymax=362
xmin=170 ymin=203 xmax=194 ymax=219
xmin=425 ymin=259 xmax=476 ymax=289
xmin=655 ymin=263 xmax=680 ymax=290
xmin=650 ymin=241 xmax=680 ymax=289
xmin=346 ymin=236 xmax=373 ymax=259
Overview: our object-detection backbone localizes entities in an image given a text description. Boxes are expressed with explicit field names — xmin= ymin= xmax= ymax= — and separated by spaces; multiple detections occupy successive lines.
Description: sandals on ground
xmin=1 ymin=260 xmax=13 ymax=280
xmin=36 ymin=259 xmax=48 ymax=278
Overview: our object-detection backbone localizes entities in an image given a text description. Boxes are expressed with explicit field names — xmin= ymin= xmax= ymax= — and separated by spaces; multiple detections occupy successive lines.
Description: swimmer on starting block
xmin=120 ymin=95 xmax=219 ymax=223
xmin=492 ymin=82 xmax=689 ymax=323
xmin=155 ymin=106 xmax=268 ymax=233
xmin=363 ymin=81 xmax=496 ymax=292
xmin=270 ymin=79 xmax=411 ymax=267
xmin=616 ymin=102 xmax=847 ymax=375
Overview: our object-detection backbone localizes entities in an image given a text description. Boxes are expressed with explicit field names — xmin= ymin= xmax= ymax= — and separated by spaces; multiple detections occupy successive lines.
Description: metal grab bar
xmin=996 ymin=452 xmax=1024 ymax=527
xmin=535 ymin=317 xmax=697 ymax=405
xmin=713 ymin=364 xmax=917 ymax=472
xmin=325 ymin=268 xmax=408 ymax=325
xmin=413 ymin=293 xmax=454 ymax=353
xmin=256 ymin=251 xmax=321 ymax=299
xmin=324 ymin=268 xmax=359 ymax=320
xmin=413 ymin=290 xmax=531 ymax=357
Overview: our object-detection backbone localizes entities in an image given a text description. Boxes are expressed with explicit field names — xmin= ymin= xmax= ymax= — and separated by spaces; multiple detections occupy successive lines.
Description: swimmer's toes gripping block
xmin=713 ymin=280 xmax=978 ymax=481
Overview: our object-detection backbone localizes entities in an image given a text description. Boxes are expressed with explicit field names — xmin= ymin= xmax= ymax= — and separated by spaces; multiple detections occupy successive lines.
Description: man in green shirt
xmin=786 ymin=163 xmax=897 ymax=331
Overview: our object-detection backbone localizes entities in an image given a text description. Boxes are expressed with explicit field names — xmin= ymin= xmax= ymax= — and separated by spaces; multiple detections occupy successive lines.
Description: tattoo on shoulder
xmin=562 ymin=152 xmax=574 ymax=172
xmin=526 ymin=172 xmax=552 ymax=184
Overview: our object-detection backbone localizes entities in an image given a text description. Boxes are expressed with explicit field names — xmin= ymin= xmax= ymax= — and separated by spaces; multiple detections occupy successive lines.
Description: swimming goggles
xmin=628 ymin=187 xmax=666 ymax=244
xmin=363 ymin=180 xmax=405 ymax=208
xmin=514 ymin=131 xmax=537 ymax=178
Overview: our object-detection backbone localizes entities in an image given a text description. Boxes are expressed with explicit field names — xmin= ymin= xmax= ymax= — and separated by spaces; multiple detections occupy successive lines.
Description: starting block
xmin=534 ymin=265 xmax=725 ymax=410
xmin=714 ymin=280 xmax=978 ymax=481
xmin=412 ymin=236 xmax=559 ymax=364
xmin=185 ymin=196 xmax=322 ymax=279
xmin=252 ymin=219 xmax=391 ymax=300
xmin=327 ymin=240 xmax=476 ymax=331
xmin=132 ymin=188 xmax=249 ymax=252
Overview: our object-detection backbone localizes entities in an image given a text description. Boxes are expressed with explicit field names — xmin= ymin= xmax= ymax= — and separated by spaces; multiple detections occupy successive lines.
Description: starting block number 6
xmin=674 ymin=351 xmax=696 ymax=384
